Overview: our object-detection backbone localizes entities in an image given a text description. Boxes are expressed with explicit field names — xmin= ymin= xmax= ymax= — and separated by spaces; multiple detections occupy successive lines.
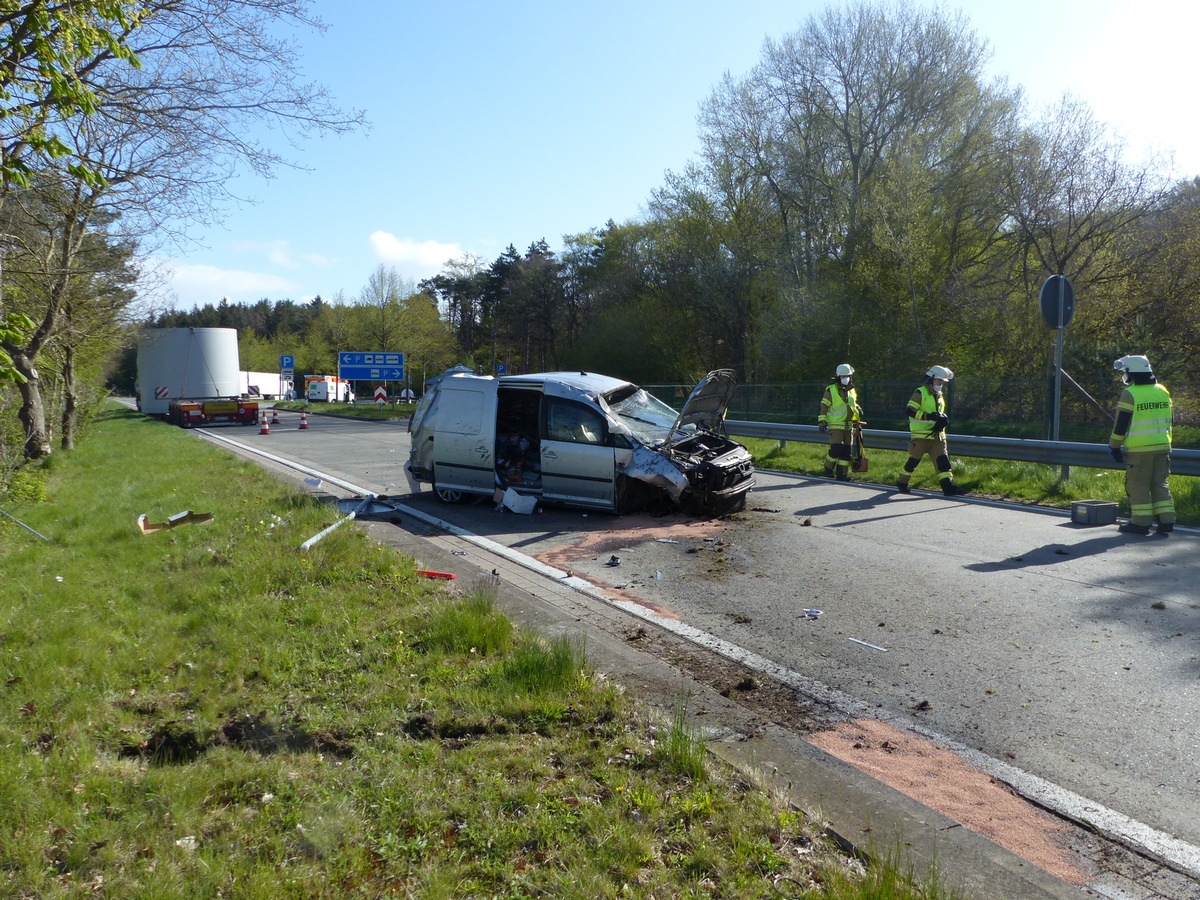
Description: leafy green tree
xmin=0 ymin=1 xmax=143 ymax=190
xmin=507 ymin=240 xmax=566 ymax=372
xmin=559 ymin=220 xmax=702 ymax=383
xmin=0 ymin=309 xmax=35 ymax=384
xmin=480 ymin=244 xmax=521 ymax=374
xmin=356 ymin=265 xmax=411 ymax=351
xmin=695 ymin=1 xmax=1016 ymax=377
xmin=394 ymin=289 xmax=457 ymax=391
xmin=1118 ymin=177 xmax=1200 ymax=395
xmin=420 ymin=254 xmax=487 ymax=355
xmin=0 ymin=170 xmax=137 ymax=456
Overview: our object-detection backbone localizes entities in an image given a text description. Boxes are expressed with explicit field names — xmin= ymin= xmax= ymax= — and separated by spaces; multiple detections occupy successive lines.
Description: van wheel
xmin=434 ymin=485 xmax=464 ymax=504
xmin=614 ymin=474 xmax=650 ymax=515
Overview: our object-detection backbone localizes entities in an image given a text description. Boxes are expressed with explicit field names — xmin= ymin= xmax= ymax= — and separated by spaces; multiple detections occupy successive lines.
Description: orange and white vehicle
xmin=305 ymin=376 xmax=355 ymax=403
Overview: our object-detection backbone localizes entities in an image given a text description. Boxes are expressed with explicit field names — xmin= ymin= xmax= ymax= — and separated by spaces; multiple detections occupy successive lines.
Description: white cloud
xmin=368 ymin=232 xmax=462 ymax=278
xmin=165 ymin=261 xmax=298 ymax=309
xmin=232 ymin=239 xmax=334 ymax=271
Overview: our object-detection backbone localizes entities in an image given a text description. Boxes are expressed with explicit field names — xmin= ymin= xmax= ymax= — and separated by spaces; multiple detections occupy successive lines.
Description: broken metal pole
xmin=299 ymin=495 xmax=373 ymax=552
xmin=1 ymin=509 xmax=50 ymax=542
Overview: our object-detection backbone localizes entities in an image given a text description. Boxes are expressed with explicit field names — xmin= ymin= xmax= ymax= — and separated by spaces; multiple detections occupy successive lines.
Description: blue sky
xmin=152 ymin=0 xmax=1200 ymax=312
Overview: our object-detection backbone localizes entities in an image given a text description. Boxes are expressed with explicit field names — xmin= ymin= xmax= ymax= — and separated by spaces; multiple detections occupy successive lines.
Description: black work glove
xmin=1109 ymin=446 xmax=1124 ymax=463
xmin=930 ymin=412 xmax=949 ymax=426
xmin=818 ymin=423 xmax=828 ymax=433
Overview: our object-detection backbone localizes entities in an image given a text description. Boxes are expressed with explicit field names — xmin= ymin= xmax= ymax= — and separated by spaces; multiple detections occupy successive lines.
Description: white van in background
xmin=306 ymin=376 xmax=355 ymax=403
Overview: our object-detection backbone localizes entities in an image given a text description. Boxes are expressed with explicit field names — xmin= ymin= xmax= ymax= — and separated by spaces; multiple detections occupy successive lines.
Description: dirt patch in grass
xmin=118 ymin=713 xmax=354 ymax=764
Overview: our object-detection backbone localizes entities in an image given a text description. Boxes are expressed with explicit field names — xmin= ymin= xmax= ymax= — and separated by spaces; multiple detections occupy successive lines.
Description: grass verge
xmin=0 ymin=405 xmax=957 ymax=898
xmin=744 ymin=437 xmax=1200 ymax=526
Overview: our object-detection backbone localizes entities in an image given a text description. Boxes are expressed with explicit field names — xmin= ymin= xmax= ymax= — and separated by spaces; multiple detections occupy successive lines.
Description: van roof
xmin=499 ymin=371 xmax=633 ymax=397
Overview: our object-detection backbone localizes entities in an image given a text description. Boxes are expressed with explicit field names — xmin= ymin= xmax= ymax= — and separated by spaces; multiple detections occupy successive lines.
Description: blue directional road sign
xmin=337 ymin=351 xmax=404 ymax=381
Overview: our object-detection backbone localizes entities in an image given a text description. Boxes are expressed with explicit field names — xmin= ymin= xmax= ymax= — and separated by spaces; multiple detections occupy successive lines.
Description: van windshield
xmin=605 ymin=388 xmax=679 ymax=446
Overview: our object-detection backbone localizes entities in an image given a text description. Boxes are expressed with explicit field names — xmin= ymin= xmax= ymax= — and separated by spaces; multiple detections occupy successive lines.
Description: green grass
xmin=744 ymin=437 xmax=1200 ymax=526
xmin=274 ymin=399 xmax=416 ymax=420
xmin=0 ymin=404 xmax=959 ymax=898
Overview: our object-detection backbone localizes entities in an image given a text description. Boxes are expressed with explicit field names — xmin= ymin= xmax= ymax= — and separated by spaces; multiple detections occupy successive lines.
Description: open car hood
xmin=667 ymin=369 xmax=738 ymax=440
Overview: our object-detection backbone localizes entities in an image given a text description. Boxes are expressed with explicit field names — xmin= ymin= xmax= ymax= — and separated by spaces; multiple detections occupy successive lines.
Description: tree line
xmin=3 ymin=1 xmax=1198 ymax=490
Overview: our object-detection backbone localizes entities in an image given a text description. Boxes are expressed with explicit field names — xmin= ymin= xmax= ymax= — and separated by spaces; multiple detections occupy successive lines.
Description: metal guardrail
xmin=724 ymin=420 xmax=1200 ymax=477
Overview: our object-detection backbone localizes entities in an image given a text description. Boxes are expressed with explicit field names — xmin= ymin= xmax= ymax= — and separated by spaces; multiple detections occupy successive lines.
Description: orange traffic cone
xmin=271 ymin=407 xmax=280 ymax=425
xmin=299 ymin=409 xmax=309 ymax=430
xmin=259 ymin=410 xmax=270 ymax=434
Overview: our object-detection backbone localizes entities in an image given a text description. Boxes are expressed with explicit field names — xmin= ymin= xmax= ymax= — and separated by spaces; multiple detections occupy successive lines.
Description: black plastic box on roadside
xmin=1071 ymin=500 xmax=1118 ymax=525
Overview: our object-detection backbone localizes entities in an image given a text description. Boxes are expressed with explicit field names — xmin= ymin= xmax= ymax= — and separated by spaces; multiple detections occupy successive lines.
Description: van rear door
xmin=432 ymin=376 xmax=499 ymax=497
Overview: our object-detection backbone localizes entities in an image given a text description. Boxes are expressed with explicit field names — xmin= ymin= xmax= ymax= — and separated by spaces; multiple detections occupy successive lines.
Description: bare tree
xmin=0 ymin=170 xmax=137 ymax=454
xmin=999 ymin=94 xmax=1169 ymax=287
xmin=84 ymin=0 xmax=364 ymax=242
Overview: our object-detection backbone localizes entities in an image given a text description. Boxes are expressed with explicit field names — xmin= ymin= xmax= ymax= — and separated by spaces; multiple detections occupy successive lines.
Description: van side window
xmin=440 ymin=390 xmax=485 ymax=435
xmin=545 ymin=399 xmax=605 ymax=445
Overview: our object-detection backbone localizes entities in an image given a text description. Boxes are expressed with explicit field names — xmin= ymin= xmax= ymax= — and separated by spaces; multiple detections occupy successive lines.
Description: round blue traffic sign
xmin=1039 ymin=275 xmax=1075 ymax=329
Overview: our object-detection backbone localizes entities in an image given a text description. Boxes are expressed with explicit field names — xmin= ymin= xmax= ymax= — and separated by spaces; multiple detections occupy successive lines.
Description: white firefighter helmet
xmin=835 ymin=363 xmax=854 ymax=378
xmin=1113 ymin=355 xmax=1152 ymax=375
xmin=925 ymin=365 xmax=954 ymax=381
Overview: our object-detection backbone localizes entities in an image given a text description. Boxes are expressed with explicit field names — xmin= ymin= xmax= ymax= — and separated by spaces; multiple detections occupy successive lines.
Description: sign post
xmin=279 ymin=355 xmax=295 ymax=398
xmin=1039 ymin=274 xmax=1076 ymax=479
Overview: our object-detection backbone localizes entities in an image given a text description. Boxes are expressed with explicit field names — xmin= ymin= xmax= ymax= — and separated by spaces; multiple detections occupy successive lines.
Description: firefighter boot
xmin=941 ymin=480 xmax=965 ymax=497
xmin=896 ymin=479 xmax=910 ymax=494
xmin=835 ymin=465 xmax=849 ymax=481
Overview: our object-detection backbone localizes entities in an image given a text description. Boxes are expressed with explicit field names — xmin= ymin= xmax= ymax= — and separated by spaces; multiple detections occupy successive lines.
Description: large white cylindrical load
xmin=136 ymin=327 xmax=241 ymax=415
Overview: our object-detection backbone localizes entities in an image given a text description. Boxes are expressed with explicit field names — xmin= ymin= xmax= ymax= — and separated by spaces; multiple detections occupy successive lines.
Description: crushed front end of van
xmin=405 ymin=367 xmax=754 ymax=515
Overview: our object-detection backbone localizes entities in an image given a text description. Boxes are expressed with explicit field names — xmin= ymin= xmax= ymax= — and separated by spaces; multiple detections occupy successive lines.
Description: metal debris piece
xmin=604 ymin=555 xmax=620 ymax=567
xmin=802 ymin=608 xmax=823 ymax=619
xmin=1 ymin=509 xmax=50 ymax=542
xmin=849 ymin=637 xmax=888 ymax=652
xmin=137 ymin=510 xmax=214 ymax=535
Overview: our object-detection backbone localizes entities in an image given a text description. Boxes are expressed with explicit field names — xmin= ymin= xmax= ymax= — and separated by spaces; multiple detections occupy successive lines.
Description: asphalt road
xmin=196 ymin=409 xmax=1200 ymax=879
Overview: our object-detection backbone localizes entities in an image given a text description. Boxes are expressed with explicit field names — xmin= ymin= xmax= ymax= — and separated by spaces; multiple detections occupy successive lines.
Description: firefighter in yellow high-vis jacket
xmin=896 ymin=365 xmax=965 ymax=497
xmin=817 ymin=363 xmax=862 ymax=481
xmin=1108 ymin=355 xmax=1174 ymax=536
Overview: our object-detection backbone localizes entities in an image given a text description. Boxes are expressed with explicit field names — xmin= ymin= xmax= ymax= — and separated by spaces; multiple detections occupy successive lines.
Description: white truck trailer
xmin=136 ymin=327 xmax=259 ymax=427
xmin=239 ymin=371 xmax=293 ymax=400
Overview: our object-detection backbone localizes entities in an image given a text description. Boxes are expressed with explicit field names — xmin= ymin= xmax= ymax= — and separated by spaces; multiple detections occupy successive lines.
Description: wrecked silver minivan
xmin=404 ymin=367 xmax=755 ymax=515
